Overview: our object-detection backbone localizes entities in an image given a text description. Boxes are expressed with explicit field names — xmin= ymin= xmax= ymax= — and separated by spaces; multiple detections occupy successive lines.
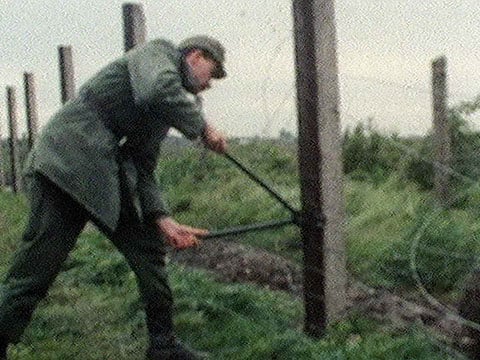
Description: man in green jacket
xmin=0 ymin=35 xmax=227 ymax=360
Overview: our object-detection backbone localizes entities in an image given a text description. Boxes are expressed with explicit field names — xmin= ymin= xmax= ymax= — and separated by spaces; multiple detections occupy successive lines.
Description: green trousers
xmin=0 ymin=174 xmax=174 ymax=344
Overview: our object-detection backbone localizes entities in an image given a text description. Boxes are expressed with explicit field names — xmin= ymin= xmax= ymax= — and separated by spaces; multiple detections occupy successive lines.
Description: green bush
xmin=342 ymin=122 xmax=403 ymax=184
xmin=403 ymin=109 xmax=480 ymax=191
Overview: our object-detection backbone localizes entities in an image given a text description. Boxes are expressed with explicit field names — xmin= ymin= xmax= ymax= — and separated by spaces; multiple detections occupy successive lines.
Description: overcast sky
xmin=0 ymin=0 xmax=479 ymax=138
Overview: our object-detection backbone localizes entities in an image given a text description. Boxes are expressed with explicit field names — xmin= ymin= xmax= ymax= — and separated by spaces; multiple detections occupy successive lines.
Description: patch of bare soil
xmin=170 ymin=239 xmax=470 ymax=358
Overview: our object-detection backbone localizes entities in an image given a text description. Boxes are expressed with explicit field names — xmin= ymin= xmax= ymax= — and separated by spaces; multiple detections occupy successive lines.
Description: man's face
xmin=186 ymin=50 xmax=219 ymax=94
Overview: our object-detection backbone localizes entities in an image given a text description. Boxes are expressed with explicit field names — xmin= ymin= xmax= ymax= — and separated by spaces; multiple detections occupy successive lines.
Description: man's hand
xmin=202 ymin=123 xmax=227 ymax=154
xmin=156 ymin=216 xmax=209 ymax=250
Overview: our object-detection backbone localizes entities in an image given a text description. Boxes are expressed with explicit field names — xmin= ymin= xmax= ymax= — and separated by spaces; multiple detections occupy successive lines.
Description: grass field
xmin=0 ymin=141 xmax=472 ymax=359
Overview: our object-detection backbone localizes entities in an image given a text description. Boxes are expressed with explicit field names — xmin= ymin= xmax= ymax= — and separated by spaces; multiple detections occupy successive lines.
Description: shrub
xmin=342 ymin=122 xmax=403 ymax=184
xmin=403 ymin=109 xmax=480 ymax=191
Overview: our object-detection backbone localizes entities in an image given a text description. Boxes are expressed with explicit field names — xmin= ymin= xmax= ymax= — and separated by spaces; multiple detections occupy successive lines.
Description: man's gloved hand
xmin=202 ymin=123 xmax=227 ymax=154
xmin=156 ymin=216 xmax=209 ymax=250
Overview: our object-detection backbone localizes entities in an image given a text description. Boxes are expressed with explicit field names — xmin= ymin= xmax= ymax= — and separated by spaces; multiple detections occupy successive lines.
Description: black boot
xmin=458 ymin=269 xmax=480 ymax=359
xmin=145 ymin=307 xmax=207 ymax=359
xmin=0 ymin=338 xmax=7 ymax=360
xmin=146 ymin=337 xmax=208 ymax=360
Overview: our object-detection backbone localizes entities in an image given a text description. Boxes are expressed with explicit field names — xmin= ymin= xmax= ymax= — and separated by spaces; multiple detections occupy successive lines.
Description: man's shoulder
xmin=148 ymin=38 xmax=177 ymax=51
xmin=130 ymin=38 xmax=177 ymax=56
xmin=126 ymin=38 xmax=179 ymax=66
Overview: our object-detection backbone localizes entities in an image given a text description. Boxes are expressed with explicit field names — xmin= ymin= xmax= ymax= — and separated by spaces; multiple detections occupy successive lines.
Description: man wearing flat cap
xmin=0 ymin=35 xmax=227 ymax=360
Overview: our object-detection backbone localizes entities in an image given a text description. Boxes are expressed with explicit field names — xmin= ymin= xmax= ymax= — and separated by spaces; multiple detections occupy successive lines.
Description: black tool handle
xmin=203 ymin=218 xmax=294 ymax=239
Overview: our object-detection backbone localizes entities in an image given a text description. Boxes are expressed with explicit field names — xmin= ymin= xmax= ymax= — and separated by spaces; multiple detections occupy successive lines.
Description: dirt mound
xmin=170 ymin=238 xmax=469 ymax=356
xmin=171 ymin=238 xmax=302 ymax=293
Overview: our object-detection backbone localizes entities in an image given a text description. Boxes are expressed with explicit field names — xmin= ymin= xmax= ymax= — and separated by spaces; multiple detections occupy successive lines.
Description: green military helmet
xmin=179 ymin=35 xmax=227 ymax=79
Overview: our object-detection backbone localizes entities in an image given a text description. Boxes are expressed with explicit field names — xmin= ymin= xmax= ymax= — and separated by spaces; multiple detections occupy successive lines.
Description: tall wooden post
xmin=58 ymin=45 xmax=75 ymax=104
xmin=6 ymin=87 xmax=21 ymax=193
xmin=432 ymin=56 xmax=451 ymax=207
xmin=122 ymin=3 xmax=146 ymax=52
xmin=24 ymin=72 xmax=39 ymax=150
xmin=292 ymin=0 xmax=347 ymax=338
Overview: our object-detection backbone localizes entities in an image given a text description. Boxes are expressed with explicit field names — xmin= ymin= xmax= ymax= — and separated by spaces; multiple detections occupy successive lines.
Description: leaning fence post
xmin=58 ymin=45 xmax=76 ymax=104
xmin=24 ymin=72 xmax=39 ymax=150
xmin=432 ymin=56 xmax=451 ymax=208
xmin=292 ymin=0 xmax=347 ymax=338
xmin=122 ymin=3 xmax=147 ymax=52
xmin=6 ymin=86 xmax=22 ymax=193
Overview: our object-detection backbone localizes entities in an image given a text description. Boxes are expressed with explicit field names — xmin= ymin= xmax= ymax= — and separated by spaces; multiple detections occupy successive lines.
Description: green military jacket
xmin=25 ymin=39 xmax=206 ymax=232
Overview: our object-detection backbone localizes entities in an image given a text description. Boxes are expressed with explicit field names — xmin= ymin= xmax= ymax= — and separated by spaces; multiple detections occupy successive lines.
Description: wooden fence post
xmin=432 ymin=56 xmax=451 ymax=207
xmin=24 ymin=72 xmax=39 ymax=150
xmin=6 ymin=87 xmax=21 ymax=193
xmin=122 ymin=3 xmax=147 ymax=52
xmin=58 ymin=46 xmax=75 ymax=104
xmin=292 ymin=0 xmax=347 ymax=338
xmin=0 ymin=117 xmax=5 ymax=187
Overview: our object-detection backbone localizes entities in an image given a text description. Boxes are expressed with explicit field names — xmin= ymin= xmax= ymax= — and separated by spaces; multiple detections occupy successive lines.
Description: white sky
xmin=0 ymin=0 xmax=479 ymax=138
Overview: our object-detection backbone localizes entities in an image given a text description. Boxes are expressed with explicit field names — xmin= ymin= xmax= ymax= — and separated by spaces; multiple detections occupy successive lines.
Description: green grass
xmin=1 ymin=232 xmax=455 ymax=359
xmin=343 ymin=176 xmax=480 ymax=296
xmin=0 ymin=142 xmax=469 ymax=358
xmin=4 ymin=253 xmax=454 ymax=359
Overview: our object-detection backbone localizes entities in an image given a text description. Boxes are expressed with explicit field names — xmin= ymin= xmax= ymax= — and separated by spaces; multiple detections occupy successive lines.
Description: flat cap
xmin=179 ymin=35 xmax=226 ymax=79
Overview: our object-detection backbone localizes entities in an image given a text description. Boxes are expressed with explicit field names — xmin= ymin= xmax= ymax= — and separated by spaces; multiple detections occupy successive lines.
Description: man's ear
xmin=186 ymin=49 xmax=203 ymax=66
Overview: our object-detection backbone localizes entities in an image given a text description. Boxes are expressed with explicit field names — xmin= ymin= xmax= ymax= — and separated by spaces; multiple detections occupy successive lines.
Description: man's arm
xmin=151 ymin=125 xmax=227 ymax=249
xmin=127 ymin=40 xmax=227 ymax=248
xmin=132 ymin=149 xmax=208 ymax=250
